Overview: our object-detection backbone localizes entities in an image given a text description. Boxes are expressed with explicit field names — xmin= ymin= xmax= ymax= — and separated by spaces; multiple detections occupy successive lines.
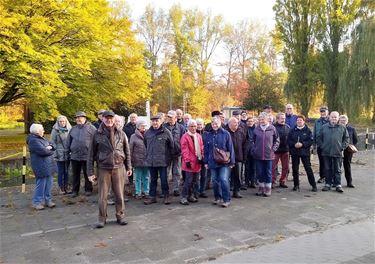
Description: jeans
xmin=194 ymin=166 xmax=207 ymax=194
xmin=256 ymin=160 xmax=273 ymax=184
xmin=343 ymin=150 xmax=353 ymax=185
xmin=168 ymin=156 xmax=182 ymax=191
xmin=245 ymin=154 xmax=257 ymax=184
xmin=32 ymin=175 xmax=53 ymax=206
xmin=291 ymin=155 xmax=316 ymax=187
xmin=231 ymin=162 xmax=242 ymax=193
xmin=149 ymin=167 xmax=169 ymax=197
xmin=323 ymin=156 xmax=342 ymax=187
xmin=134 ymin=167 xmax=150 ymax=195
xmin=57 ymin=160 xmax=69 ymax=189
xmin=182 ymin=172 xmax=199 ymax=198
xmin=211 ymin=166 xmax=231 ymax=203
xmin=272 ymin=152 xmax=289 ymax=184
xmin=71 ymin=160 xmax=92 ymax=194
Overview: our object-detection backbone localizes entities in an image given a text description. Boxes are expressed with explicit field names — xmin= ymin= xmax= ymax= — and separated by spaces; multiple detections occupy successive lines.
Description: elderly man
xmin=314 ymin=106 xmax=330 ymax=183
xmin=318 ymin=111 xmax=349 ymax=193
xmin=183 ymin=113 xmax=192 ymax=129
xmin=176 ymin=109 xmax=184 ymax=125
xmin=272 ymin=113 xmax=290 ymax=188
xmin=264 ymin=105 xmax=275 ymax=123
xmin=88 ymin=110 xmax=132 ymax=228
xmin=226 ymin=117 xmax=247 ymax=198
xmin=67 ymin=111 xmax=97 ymax=197
xmin=144 ymin=114 xmax=174 ymax=205
xmin=93 ymin=109 xmax=105 ymax=129
xmin=123 ymin=113 xmax=138 ymax=139
xmin=285 ymin=104 xmax=297 ymax=129
xmin=164 ymin=110 xmax=186 ymax=196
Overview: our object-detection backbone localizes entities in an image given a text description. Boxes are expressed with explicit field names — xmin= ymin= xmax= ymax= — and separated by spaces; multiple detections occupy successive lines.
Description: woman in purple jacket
xmin=251 ymin=112 xmax=280 ymax=197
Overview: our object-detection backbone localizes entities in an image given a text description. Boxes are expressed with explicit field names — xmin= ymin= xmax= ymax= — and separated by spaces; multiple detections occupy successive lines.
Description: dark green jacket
xmin=317 ymin=123 xmax=349 ymax=157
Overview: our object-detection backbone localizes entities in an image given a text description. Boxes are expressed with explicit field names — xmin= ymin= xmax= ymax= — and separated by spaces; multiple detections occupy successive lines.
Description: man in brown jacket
xmin=87 ymin=110 xmax=132 ymax=228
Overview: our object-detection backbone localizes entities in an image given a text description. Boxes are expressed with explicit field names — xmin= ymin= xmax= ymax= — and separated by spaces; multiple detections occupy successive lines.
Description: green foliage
xmin=0 ymin=0 xmax=150 ymax=122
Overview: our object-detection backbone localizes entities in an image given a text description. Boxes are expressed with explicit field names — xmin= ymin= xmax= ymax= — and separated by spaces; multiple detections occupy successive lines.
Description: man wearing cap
xmin=123 ymin=113 xmax=138 ymax=140
xmin=87 ymin=110 xmax=132 ymax=228
xmin=313 ymin=106 xmax=330 ymax=183
xmin=164 ymin=110 xmax=185 ymax=196
xmin=144 ymin=114 xmax=174 ymax=205
xmin=93 ymin=109 xmax=105 ymax=129
xmin=67 ymin=111 xmax=97 ymax=197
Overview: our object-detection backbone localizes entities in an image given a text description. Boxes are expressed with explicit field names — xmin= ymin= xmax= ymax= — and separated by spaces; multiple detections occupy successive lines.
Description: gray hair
xmin=259 ymin=112 xmax=268 ymax=119
xmin=30 ymin=123 xmax=44 ymax=135
xmin=56 ymin=115 xmax=72 ymax=129
xmin=339 ymin=114 xmax=348 ymax=121
xmin=276 ymin=112 xmax=285 ymax=119
xmin=136 ymin=119 xmax=147 ymax=128
xmin=187 ymin=119 xmax=197 ymax=127
xmin=330 ymin=111 xmax=340 ymax=118
xmin=196 ymin=118 xmax=204 ymax=125
xmin=114 ymin=115 xmax=125 ymax=130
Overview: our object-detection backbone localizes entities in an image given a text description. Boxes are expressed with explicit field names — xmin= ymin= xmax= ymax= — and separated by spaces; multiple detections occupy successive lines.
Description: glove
xmin=186 ymin=162 xmax=192 ymax=169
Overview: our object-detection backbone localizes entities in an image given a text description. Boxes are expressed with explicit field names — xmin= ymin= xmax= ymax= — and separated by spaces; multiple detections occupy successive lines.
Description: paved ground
xmin=0 ymin=150 xmax=374 ymax=264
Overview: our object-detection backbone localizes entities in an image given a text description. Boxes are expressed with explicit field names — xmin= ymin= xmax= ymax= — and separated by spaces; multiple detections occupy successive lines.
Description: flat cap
xmin=167 ymin=110 xmax=177 ymax=117
xmin=232 ymin=110 xmax=241 ymax=115
xmin=150 ymin=114 xmax=161 ymax=120
xmin=75 ymin=111 xmax=87 ymax=118
xmin=102 ymin=110 xmax=115 ymax=117
xmin=319 ymin=106 xmax=328 ymax=111
xmin=263 ymin=105 xmax=272 ymax=109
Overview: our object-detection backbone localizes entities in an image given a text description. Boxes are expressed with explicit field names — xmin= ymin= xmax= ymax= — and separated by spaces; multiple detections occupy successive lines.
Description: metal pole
xmin=22 ymin=146 xmax=26 ymax=193
xmin=365 ymin=128 xmax=369 ymax=151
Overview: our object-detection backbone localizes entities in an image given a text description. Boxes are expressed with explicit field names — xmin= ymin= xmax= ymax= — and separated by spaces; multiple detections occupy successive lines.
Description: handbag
xmin=213 ymin=147 xmax=230 ymax=164
xmin=346 ymin=144 xmax=358 ymax=153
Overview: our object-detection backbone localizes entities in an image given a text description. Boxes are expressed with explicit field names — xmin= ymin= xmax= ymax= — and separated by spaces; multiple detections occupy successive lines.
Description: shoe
xmin=116 ymin=218 xmax=128 ymax=225
xmin=144 ymin=197 xmax=157 ymax=205
xmin=59 ymin=188 xmax=66 ymax=195
xmin=187 ymin=196 xmax=198 ymax=203
xmin=322 ymin=186 xmax=331 ymax=191
xmin=85 ymin=191 xmax=92 ymax=197
xmin=107 ymin=199 xmax=115 ymax=205
xmin=164 ymin=196 xmax=171 ymax=205
xmin=233 ymin=192 xmax=243 ymax=198
xmin=71 ymin=192 xmax=79 ymax=198
xmin=332 ymin=184 xmax=337 ymax=188
xmin=248 ymin=182 xmax=256 ymax=188
xmin=173 ymin=190 xmax=180 ymax=197
xmin=46 ymin=201 xmax=56 ymax=208
xmin=317 ymin=178 xmax=325 ymax=183
xmin=135 ymin=194 xmax=142 ymax=200
xmin=199 ymin=193 xmax=208 ymax=198
xmin=256 ymin=187 xmax=264 ymax=196
xmin=33 ymin=204 xmax=45 ymax=210
xmin=311 ymin=186 xmax=318 ymax=192
xmin=180 ymin=198 xmax=189 ymax=205
xmin=263 ymin=187 xmax=271 ymax=197
xmin=347 ymin=184 xmax=355 ymax=188
xmin=240 ymin=186 xmax=247 ymax=190
xmin=159 ymin=194 xmax=164 ymax=198
xmin=221 ymin=202 xmax=230 ymax=208
xmin=279 ymin=183 xmax=288 ymax=188
xmin=124 ymin=198 xmax=129 ymax=203
xmin=95 ymin=221 xmax=105 ymax=228
xmin=292 ymin=186 xmax=300 ymax=191
xmin=212 ymin=199 xmax=221 ymax=205
xmin=336 ymin=186 xmax=344 ymax=193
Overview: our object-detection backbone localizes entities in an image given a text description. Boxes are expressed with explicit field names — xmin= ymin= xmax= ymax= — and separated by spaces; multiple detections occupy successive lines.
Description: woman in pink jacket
xmin=180 ymin=119 xmax=204 ymax=205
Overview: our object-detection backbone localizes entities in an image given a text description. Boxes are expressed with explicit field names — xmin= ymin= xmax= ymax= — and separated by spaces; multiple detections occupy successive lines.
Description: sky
xmin=125 ymin=0 xmax=276 ymax=29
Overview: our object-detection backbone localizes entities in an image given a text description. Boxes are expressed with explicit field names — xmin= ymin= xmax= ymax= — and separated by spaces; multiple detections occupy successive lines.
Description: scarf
xmin=260 ymin=124 xmax=269 ymax=131
xmin=187 ymin=131 xmax=202 ymax=161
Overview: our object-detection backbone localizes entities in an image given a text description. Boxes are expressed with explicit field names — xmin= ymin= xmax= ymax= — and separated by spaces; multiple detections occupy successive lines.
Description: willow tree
xmin=274 ymin=0 xmax=323 ymax=117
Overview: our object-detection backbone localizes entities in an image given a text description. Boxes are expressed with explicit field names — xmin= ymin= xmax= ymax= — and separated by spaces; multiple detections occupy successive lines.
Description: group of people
xmin=27 ymin=104 xmax=358 ymax=228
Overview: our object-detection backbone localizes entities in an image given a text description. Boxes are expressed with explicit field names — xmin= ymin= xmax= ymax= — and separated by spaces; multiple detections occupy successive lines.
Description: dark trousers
xmin=245 ymin=154 xmax=256 ymax=184
xmin=343 ymin=150 xmax=353 ymax=185
xmin=57 ymin=160 xmax=69 ymax=189
xmin=323 ymin=156 xmax=343 ymax=186
xmin=291 ymin=155 xmax=316 ymax=187
xmin=182 ymin=171 xmax=199 ymax=198
xmin=71 ymin=160 xmax=92 ymax=194
xmin=195 ymin=166 xmax=207 ymax=194
xmin=317 ymin=147 xmax=325 ymax=179
xmin=149 ymin=167 xmax=169 ymax=198
xmin=231 ymin=162 xmax=242 ymax=193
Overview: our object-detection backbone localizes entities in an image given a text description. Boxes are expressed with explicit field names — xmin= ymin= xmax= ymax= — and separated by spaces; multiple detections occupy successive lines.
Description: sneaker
xmin=292 ymin=186 xmax=300 ymax=192
xmin=199 ymin=192 xmax=208 ymax=198
xmin=221 ymin=202 xmax=230 ymax=208
xmin=144 ymin=197 xmax=157 ymax=205
xmin=233 ymin=192 xmax=243 ymax=198
xmin=135 ymin=194 xmax=142 ymax=200
xmin=107 ymin=199 xmax=115 ymax=205
xmin=248 ymin=182 xmax=256 ymax=189
xmin=212 ymin=199 xmax=221 ymax=205
xmin=124 ymin=198 xmax=129 ymax=203
xmin=256 ymin=187 xmax=264 ymax=196
xmin=263 ymin=188 xmax=271 ymax=197
xmin=347 ymin=184 xmax=355 ymax=188
xmin=173 ymin=190 xmax=180 ymax=197
xmin=95 ymin=221 xmax=105 ymax=228
xmin=59 ymin=188 xmax=66 ymax=195
xmin=332 ymin=184 xmax=337 ymax=188
xmin=46 ymin=201 xmax=56 ymax=208
xmin=180 ymin=198 xmax=189 ymax=205
xmin=164 ymin=196 xmax=171 ymax=205
xmin=116 ymin=218 xmax=128 ymax=225
xmin=33 ymin=204 xmax=45 ymax=210
xmin=317 ymin=178 xmax=325 ymax=183
xmin=322 ymin=186 xmax=331 ymax=191
xmin=279 ymin=182 xmax=288 ymax=188
xmin=336 ymin=186 xmax=344 ymax=193
xmin=311 ymin=186 xmax=318 ymax=192
xmin=187 ymin=196 xmax=198 ymax=203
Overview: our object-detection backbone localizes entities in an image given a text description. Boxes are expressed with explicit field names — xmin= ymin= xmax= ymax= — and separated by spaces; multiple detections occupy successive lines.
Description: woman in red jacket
xmin=180 ymin=119 xmax=204 ymax=205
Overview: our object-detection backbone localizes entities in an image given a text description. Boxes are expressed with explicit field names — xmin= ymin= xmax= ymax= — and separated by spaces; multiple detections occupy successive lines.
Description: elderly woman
xmin=195 ymin=118 xmax=209 ymax=197
xmin=204 ymin=116 xmax=235 ymax=208
xmin=339 ymin=115 xmax=358 ymax=188
xmin=51 ymin=115 xmax=72 ymax=194
xmin=27 ymin=124 xmax=57 ymax=210
xmin=129 ymin=120 xmax=150 ymax=199
xmin=252 ymin=112 xmax=280 ymax=197
xmin=180 ymin=119 xmax=204 ymax=205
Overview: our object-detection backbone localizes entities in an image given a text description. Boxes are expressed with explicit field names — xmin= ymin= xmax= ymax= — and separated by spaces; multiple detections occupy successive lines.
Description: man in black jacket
xmin=123 ymin=113 xmax=138 ymax=139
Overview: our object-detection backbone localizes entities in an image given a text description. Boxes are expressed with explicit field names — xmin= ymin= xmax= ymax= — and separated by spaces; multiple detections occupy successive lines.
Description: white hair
xmin=187 ymin=119 xmax=197 ymax=127
xmin=30 ymin=124 xmax=44 ymax=135
xmin=114 ymin=115 xmax=125 ymax=130
xmin=259 ymin=112 xmax=268 ymax=119
xmin=196 ymin=118 xmax=204 ymax=125
xmin=136 ymin=119 xmax=147 ymax=128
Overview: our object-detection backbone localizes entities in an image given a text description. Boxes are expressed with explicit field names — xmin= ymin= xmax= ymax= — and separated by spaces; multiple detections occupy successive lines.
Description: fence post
xmin=365 ymin=128 xmax=369 ymax=151
xmin=22 ymin=146 xmax=26 ymax=193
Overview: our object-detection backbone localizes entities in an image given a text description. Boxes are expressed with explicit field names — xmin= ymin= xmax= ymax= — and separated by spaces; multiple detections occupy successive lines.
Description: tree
xmin=318 ymin=0 xmax=361 ymax=112
xmin=274 ymin=0 xmax=323 ymax=116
